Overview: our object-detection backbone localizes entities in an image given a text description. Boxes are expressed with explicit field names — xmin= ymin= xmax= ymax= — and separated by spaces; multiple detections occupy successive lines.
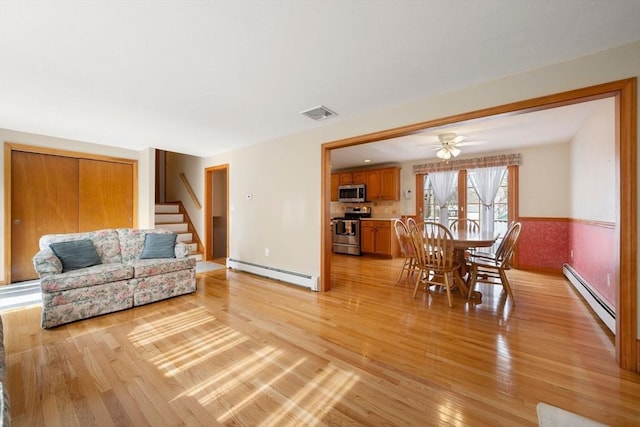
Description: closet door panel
xmin=79 ymin=160 xmax=134 ymax=232
xmin=11 ymin=152 xmax=79 ymax=282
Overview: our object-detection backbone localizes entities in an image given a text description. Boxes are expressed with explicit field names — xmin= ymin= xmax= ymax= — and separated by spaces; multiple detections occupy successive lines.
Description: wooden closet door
xmin=78 ymin=159 xmax=133 ymax=231
xmin=11 ymin=152 xmax=79 ymax=282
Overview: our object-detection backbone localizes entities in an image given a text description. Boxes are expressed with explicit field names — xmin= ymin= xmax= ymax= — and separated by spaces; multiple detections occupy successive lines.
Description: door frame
xmin=4 ymin=142 xmax=138 ymax=285
xmin=204 ymin=164 xmax=230 ymax=262
xmin=321 ymin=78 xmax=637 ymax=371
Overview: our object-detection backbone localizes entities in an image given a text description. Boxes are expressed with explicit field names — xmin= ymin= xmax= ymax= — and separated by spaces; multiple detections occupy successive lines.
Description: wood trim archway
xmin=321 ymin=78 xmax=637 ymax=371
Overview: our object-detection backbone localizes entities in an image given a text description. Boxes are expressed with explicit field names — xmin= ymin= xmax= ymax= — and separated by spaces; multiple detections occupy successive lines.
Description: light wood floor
xmin=3 ymin=255 xmax=640 ymax=426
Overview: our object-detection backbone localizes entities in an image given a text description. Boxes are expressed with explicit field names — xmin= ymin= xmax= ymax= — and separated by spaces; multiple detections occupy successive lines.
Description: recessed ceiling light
xmin=300 ymin=105 xmax=338 ymax=121
xmin=363 ymin=159 xmax=371 ymax=163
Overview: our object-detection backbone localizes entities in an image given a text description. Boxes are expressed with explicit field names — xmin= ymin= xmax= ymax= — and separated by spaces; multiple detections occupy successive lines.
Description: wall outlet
xmin=607 ymin=273 xmax=611 ymax=287
xmin=264 ymin=248 xmax=269 ymax=256
xmin=570 ymin=250 xmax=574 ymax=259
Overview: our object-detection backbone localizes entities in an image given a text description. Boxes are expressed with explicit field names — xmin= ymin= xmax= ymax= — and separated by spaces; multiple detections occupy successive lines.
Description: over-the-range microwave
xmin=338 ymin=184 xmax=366 ymax=203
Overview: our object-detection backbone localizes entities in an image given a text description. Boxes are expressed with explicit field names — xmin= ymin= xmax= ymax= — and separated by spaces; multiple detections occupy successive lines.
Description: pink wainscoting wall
xmin=568 ymin=220 xmax=616 ymax=308
xmin=516 ymin=217 xmax=616 ymax=309
xmin=517 ymin=218 xmax=570 ymax=271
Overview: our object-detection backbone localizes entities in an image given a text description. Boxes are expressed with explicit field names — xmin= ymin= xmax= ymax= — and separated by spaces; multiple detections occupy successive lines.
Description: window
xmin=423 ymin=176 xmax=458 ymax=223
xmin=423 ymin=167 xmax=510 ymax=235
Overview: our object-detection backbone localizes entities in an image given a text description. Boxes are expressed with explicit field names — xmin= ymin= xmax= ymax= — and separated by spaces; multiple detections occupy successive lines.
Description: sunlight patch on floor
xmin=258 ymin=364 xmax=360 ymax=426
xmin=128 ymin=308 xmax=215 ymax=346
xmin=153 ymin=325 xmax=248 ymax=376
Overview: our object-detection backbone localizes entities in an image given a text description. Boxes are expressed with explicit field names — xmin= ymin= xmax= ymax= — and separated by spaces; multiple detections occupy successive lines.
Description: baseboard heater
xmin=562 ymin=263 xmax=615 ymax=333
xmin=227 ymin=258 xmax=319 ymax=291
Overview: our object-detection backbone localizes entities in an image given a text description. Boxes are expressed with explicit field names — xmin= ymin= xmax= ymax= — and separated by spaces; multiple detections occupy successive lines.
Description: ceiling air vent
xmin=300 ymin=105 xmax=338 ymax=121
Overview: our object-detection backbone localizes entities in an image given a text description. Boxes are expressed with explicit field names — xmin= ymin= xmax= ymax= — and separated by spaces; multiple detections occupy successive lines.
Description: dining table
xmin=449 ymin=229 xmax=500 ymax=299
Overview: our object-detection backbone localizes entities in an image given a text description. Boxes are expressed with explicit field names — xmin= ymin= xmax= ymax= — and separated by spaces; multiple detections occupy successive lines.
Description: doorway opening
xmin=321 ymin=78 xmax=637 ymax=371
xmin=205 ymin=165 xmax=229 ymax=265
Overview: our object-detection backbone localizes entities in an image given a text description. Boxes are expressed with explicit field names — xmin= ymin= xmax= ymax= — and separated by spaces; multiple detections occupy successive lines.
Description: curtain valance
xmin=413 ymin=153 xmax=521 ymax=174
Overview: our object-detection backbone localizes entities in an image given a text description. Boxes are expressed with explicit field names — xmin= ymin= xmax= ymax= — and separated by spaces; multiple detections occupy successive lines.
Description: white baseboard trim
xmin=563 ymin=264 xmax=615 ymax=333
xmin=227 ymin=258 xmax=319 ymax=291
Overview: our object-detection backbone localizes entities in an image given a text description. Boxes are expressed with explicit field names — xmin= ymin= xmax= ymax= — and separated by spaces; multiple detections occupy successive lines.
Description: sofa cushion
xmin=117 ymin=228 xmax=179 ymax=263
xmin=39 ymin=229 xmax=123 ymax=265
xmin=40 ymin=263 xmax=134 ymax=293
xmin=140 ymin=233 xmax=177 ymax=259
xmin=50 ymin=239 xmax=102 ymax=272
xmin=131 ymin=257 xmax=196 ymax=278
xmin=133 ymin=268 xmax=196 ymax=306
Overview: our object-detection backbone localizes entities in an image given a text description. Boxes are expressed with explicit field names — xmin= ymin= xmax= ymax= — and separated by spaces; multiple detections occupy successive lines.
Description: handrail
xmin=179 ymin=173 xmax=202 ymax=209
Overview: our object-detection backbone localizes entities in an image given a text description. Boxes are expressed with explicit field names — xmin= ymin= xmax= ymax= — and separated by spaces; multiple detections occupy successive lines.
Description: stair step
xmin=155 ymin=204 xmax=180 ymax=214
xmin=158 ymin=223 xmax=188 ymax=233
xmin=155 ymin=213 xmax=184 ymax=223
xmin=176 ymin=233 xmax=193 ymax=243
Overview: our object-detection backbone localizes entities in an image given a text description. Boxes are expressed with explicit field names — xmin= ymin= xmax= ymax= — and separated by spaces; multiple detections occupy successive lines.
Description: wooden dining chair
xmin=449 ymin=218 xmax=480 ymax=233
xmin=466 ymin=222 xmax=522 ymax=304
xmin=393 ymin=219 xmax=417 ymax=283
xmin=410 ymin=221 xmax=462 ymax=307
xmin=449 ymin=218 xmax=481 ymax=255
xmin=405 ymin=217 xmax=418 ymax=233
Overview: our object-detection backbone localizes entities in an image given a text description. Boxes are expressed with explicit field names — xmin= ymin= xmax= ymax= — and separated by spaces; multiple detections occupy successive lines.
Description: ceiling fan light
xmin=436 ymin=148 xmax=451 ymax=159
xmin=449 ymin=146 xmax=461 ymax=157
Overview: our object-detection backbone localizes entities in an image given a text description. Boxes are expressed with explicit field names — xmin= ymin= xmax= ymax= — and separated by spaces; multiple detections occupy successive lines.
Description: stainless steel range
xmin=332 ymin=207 xmax=371 ymax=255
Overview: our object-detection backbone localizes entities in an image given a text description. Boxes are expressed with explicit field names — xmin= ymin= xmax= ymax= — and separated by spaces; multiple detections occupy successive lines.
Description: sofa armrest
xmin=32 ymin=247 xmax=63 ymax=277
xmin=174 ymin=242 xmax=191 ymax=258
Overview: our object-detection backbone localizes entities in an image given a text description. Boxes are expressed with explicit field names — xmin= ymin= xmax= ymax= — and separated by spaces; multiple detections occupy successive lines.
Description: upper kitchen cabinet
xmin=331 ymin=174 xmax=340 ymax=201
xmin=331 ymin=166 xmax=400 ymax=202
xmin=365 ymin=167 xmax=400 ymax=201
xmin=339 ymin=172 xmax=353 ymax=185
xmin=352 ymin=171 xmax=366 ymax=184
xmin=332 ymin=172 xmax=355 ymax=201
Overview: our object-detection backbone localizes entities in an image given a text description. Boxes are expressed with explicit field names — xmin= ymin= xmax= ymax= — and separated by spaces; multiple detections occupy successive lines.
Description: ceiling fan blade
xmin=456 ymin=139 xmax=488 ymax=147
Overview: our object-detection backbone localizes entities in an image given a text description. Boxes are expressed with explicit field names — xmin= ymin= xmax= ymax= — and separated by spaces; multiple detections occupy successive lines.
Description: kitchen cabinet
xmin=331 ymin=166 xmax=400 ymax=201
xmin=339 ymin=172 xmax=353 ymax=185
xmin=331 ymin=174 xmax=339 ymax=201
xmin=352 ymin=171 xmax=366 ymax=184
xmin=360 ymin=220 xmax=399 ymax=258
xmin=365 ymin=167 xmax=400 ymax=201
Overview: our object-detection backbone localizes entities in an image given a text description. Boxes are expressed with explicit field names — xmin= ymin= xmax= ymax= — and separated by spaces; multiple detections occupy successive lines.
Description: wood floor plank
xmin=2 ymin=255 xmax=640 ymax=426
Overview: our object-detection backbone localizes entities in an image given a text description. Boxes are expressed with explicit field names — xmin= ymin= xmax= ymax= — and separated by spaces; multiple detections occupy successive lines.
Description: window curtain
xmin=428 ymin=171 xmax=458 ymax=226
xmin=468 ymin=166 xmax=506 ymax=233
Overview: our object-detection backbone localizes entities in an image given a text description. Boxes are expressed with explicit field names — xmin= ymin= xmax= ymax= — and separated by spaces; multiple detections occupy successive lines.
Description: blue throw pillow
xmin=140 ymin=233 xmax=177 ymax=259
xmin=50 ymin=239 xmax=102 ymax=272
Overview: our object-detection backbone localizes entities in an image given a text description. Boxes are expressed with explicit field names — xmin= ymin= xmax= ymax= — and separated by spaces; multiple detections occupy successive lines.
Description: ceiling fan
xmin=434 ymin=132 xmax=487 ymax=160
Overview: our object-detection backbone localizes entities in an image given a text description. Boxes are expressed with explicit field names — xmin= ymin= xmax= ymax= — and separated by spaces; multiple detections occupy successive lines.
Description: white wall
xmin=570 ymin=98 xmax=616 ymax=222
xmin=0 ymin=128 xmax=155 ymax=281
xmin=213 ymin=135 xmax=321 ymax=276
xmin=518 ymin=143 xmax=571 ymax=217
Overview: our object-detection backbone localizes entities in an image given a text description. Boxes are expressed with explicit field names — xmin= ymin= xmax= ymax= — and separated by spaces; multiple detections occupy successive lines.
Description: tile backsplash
xmin=330 ymin=201 xmax=400 ymax=218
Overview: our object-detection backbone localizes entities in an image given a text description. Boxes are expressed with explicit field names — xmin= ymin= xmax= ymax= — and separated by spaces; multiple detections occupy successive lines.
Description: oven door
xmin=333 ymin=219 xmax=359 ymax=244
xmin=333 ymin=219 xmax=361 ymax=255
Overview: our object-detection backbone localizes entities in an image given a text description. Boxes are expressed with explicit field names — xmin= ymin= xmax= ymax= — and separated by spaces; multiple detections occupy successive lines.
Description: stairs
xmin=155 ymin=203 xmax=203 ymax=261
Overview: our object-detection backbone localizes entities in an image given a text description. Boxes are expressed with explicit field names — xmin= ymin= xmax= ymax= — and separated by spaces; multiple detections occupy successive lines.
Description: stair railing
xmin=179 ymin=173 xmax=202 ymax=210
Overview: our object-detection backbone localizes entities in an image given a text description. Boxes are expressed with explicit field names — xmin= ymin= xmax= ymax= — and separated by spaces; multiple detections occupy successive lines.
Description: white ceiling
xmin=330 ymin=97 xmax=612 ymax=169
xmin=0 ymin=1 xmax=638 ymax=158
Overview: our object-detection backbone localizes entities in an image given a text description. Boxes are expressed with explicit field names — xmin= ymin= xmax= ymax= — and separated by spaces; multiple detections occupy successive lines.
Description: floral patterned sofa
xmin=32 ymin=228 xmax=197 ymax=328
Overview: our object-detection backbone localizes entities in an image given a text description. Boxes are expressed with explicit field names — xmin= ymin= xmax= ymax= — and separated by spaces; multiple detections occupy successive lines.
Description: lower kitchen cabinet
xmin=360 ymin=220 xmax=399 ymax=258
